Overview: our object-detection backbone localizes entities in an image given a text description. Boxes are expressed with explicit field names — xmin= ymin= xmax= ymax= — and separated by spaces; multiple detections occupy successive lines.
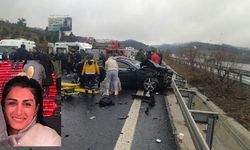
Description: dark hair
xmin=1 ymin=76 xmax=44 ymax=124
xmin=87 ymin=53 xmax=94 ymax=60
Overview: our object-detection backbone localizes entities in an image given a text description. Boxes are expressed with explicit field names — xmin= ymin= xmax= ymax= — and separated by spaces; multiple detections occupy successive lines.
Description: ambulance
xmin=0 ymin=39 xmax=35 ymax=59
xmin=53 ymin=42 xmax=92 ymax=55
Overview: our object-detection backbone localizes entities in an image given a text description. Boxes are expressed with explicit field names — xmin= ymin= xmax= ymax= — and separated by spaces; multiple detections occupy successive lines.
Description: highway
xmin=61 ymin=77 xmax=177 ymax=150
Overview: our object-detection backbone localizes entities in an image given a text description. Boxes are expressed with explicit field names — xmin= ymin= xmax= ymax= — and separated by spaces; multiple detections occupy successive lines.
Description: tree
xmin=39 ymin=35 xmax=45 ymax=43
xmin=1 ymin=27 xmax=9 ymax=37
xmin=17 ymin=18 xmax=27 ymax=27
xmin=24 ymin=32 xmax=32 ymax=39
xmin=183 ymin=46 xmax=199 ymax=69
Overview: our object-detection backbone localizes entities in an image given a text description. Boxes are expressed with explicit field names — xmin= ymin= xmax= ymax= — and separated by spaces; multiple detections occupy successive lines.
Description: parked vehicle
xmin=0 ymin=39 xmax=35 ymax=59
xmin=52 ymin=42 xmax=92 ymax=55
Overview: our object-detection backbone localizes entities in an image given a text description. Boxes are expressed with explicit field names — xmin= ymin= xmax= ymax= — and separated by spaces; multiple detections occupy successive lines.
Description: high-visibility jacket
xmin=81 ymin=59 xmax=100 ymax=75
xmin=151 ymin=52 xmax=161 ymax=64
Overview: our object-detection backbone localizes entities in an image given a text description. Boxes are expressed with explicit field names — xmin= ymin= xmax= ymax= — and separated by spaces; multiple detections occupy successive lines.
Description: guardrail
xmin=172 ymin=73 xmax=218 ymax=150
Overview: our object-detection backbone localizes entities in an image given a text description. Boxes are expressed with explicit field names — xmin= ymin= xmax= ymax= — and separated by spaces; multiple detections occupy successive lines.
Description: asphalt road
xmin=61 ymin=77 xmax=177 ymax=150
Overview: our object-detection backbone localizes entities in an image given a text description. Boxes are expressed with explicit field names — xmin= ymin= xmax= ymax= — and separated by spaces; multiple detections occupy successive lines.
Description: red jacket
xmin=151 ymin=52 xmax=161 ymax=64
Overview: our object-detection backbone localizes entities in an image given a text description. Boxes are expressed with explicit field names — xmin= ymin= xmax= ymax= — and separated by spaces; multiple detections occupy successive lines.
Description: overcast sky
xmin=1 ymin=0 xmax=250 ymax=47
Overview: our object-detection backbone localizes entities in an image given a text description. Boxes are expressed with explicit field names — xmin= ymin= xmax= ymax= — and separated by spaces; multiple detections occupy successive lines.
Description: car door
xmin=117 ymin=60 xmax=137 ymax=87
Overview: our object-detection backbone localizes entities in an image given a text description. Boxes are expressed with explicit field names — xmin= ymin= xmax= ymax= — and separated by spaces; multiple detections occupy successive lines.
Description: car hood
xmin=140 ymin=59 xmax=166 ymax=69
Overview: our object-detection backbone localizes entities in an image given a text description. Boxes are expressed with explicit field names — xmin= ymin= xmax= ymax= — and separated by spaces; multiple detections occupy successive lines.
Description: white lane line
xmin=114 ymin=90 xmax=143 ymax=150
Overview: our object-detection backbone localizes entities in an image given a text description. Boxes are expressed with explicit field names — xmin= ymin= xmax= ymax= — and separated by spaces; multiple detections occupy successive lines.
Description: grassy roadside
xmin=166 ymin=58 xmax=250 ymax=131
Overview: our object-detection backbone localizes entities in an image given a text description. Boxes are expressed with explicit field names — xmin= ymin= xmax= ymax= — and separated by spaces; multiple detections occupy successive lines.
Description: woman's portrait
xmin=0 ymin=75 xmax=61 ymax=146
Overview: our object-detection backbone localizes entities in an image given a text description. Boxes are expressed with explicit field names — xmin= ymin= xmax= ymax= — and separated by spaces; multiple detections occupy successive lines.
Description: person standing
xmin=22 ymin=60 xmax=46 ymax=122
xmin=22 ymin=60 xmax=46 ymax=87
xmin=81 ymin=53 xmax=100 ymax=89
xmin=52 ymin=60 xmax=62 ymax=96
xmin=39 ymin=53 xmax=54 ymax=98
xmin=99 ymin=51 xmax=106 ymax=67
xmin=0 ymin=49 xmax=8 ymax=64
xmin=13 ymin=44 xmax=32 ymax=69
xmin=104 ymin=54 xmax=119 ymax=96
xmin=151 ymin=50 xmax=161 ymax=64
xmin=9 ymin=49 xmax=15 ymax=69
xmin=135 ymin=49 xmax=146 ymax=62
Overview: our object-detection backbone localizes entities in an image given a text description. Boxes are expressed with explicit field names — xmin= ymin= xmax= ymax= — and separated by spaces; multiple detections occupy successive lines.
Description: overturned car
xmin=103 ymin=57 xmax=173 ymax=91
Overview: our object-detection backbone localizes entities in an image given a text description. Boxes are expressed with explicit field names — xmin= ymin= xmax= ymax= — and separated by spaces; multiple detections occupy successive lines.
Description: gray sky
xmin=1 ymin=0 xmax=250 ymax=47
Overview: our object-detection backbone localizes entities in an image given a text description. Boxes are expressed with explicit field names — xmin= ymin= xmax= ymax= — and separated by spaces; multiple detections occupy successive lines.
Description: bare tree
xmin=184 ymin=46 xmax=198 ymax=69
xmin=17 ymin=18 xmax=27 ymax=27
xmin=211 ymin=50 xmax=242 ymax=88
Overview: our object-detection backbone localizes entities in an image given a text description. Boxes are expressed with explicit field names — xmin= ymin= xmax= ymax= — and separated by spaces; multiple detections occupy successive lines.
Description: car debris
xmin=89 ymin=116 xmax=96 ymax=120
xmin=118 ymin=115 xmax=128 ymax=120
xmin=156 ymin=139 xmax=161 ymax=143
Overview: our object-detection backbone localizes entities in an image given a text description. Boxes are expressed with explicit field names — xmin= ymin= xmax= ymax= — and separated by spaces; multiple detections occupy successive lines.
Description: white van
xmin=53 ymin=42 xmax=92 ymax=55
xmin=0 ymin=39 xmax=35 ymax=59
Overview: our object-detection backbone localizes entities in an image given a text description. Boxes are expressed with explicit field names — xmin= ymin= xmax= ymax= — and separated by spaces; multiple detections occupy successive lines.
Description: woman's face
xmin=3 ymin=86 xmax=38 ymax=133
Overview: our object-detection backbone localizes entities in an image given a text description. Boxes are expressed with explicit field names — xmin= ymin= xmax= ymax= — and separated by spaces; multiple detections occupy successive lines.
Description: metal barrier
xmin=172 ymin=74 xmax=218 ymax=150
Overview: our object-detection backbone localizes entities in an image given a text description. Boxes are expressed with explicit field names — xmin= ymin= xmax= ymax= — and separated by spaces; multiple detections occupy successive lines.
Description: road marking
xmin=114 ymin=90 xmax=143 ymax=150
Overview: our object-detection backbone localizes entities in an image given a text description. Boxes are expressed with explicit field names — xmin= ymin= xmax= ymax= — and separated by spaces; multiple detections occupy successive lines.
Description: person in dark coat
xmin=39 ymin=52 xmax=54 ymax=98
xmin=135 ymin=49 xmax=146 ymax=62
xmin=30 ymin=47 xmax=41 ymax=60
xmin=0 ymin=49 xmax=8 ymax=64
xmin=13 ymin=44 xmax=32 ymax=69
xmin=99 ymin=51 xmax=106 ymax=67
xmin=9 ymin=49 xmax=16 ymax=69
xmin=73 ymin=51 xmax=82 ymax=73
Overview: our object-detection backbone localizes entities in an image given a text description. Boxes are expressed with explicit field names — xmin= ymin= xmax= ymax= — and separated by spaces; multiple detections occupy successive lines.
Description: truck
xmin=0 ymin=39 xmax=35 ymax=59
xmin=92 ymin=40 xmax=126 ymax=60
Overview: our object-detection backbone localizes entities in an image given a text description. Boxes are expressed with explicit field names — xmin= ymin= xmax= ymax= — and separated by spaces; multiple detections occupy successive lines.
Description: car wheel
xmin=143 ymin=78 xmax=159 ymax=91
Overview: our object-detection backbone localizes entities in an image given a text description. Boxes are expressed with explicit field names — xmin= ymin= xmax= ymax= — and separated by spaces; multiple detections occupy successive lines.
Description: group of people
xmin=78 ymin=49 xmax=163 ymax=96
xmin=1 ymin=45 xmax=62 ymax=98
xmin=135 ymin=48 xmax=162 ymax=65
xmin=77 ymin=51 xmax=120 ymax=96
xmin=52 ymin=50 xmax=82 ymax=76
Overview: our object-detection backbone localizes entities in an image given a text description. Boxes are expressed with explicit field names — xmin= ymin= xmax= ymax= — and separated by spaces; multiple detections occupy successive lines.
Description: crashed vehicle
xmin=108 ymin=57 xmax=173 ymax=91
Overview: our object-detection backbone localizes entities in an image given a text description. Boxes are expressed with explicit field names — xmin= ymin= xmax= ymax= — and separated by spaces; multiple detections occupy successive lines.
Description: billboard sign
xmin=48 ymin=17 xmax=72 ymax=31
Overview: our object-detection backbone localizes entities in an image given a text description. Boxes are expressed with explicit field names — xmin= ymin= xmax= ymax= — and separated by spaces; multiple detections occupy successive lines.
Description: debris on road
xmin=89 ymin=116 xmax=96 ymax=120
xmin=156 ymin=139 xmax=161 ymax=143
xmin=177 ymin=133 xmax=184 ymax=142
xmin=118 ymin=115 xmax=128 ymax=120
xmin=64 ymin=134 xmax=70 ymax=138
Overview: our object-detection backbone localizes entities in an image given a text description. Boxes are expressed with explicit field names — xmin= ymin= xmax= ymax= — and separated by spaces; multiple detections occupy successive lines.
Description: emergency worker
xmin=81 ymin=53 xmax=100 ymax=89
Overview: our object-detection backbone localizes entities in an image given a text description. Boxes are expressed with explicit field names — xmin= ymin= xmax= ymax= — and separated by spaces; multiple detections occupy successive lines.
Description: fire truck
xmin=92 ymin=40 xmax=126 ymax=59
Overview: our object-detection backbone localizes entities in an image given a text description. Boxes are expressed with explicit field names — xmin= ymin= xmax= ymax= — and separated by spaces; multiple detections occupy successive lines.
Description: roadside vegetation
xmin=165 ymin=50 xmax=250 ymax=130
xmin=0 ymin=18 xmax=80 ymax=51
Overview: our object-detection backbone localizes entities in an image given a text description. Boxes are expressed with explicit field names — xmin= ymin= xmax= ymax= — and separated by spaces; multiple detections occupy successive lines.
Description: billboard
xmin=48 ymin=17 xmax=72 ymax=31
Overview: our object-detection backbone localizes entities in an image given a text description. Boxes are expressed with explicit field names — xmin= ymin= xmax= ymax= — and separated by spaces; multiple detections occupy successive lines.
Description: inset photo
xmin=0 ymin=60 xmax=61 ymax=147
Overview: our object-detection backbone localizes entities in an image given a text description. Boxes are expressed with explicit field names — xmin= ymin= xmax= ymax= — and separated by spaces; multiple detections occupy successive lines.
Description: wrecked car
xmin=110 ymin=57 xmax=173 ymax=91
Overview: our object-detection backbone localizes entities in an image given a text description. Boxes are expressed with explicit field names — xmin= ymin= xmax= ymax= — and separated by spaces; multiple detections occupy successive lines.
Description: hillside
xmin=0 ymin=19 xmax=59 ymax=48
xmin=156 ymin=42 xmax=250 ymax=63
xmin=121 ymin=39 xmax=156 ymax=51
xmin=1 ymin=19 xmax=250 ymax=62
xmin=156 ymin=41 xmax=250 ymax=53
